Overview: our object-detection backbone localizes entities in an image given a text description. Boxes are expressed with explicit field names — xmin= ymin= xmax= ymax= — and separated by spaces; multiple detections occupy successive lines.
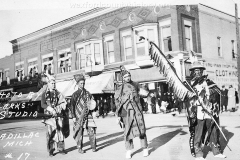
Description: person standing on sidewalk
xmin=70 ymin=74 xmax=97 ymax=154
xmin=228 ymin=85 xmax=236 ymax=112
xmin=221 ymin=85 xmax=228 ymax=112
xmin=115 ymin=66 xmax=149 ymax=159
xmin=98 ymin=97 xmax=104 ymax=118
xmin=150 ymin=93 xmax=156 ymax=114
xmin=41 ymin=74 xmax=68 ymax=157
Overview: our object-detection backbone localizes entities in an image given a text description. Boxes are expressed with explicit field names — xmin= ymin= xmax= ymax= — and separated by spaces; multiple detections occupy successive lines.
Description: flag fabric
xmin=189 ymin=50 xmax=198 ymax=63
xmin=148 ymin=41 xmax=196 ymax=101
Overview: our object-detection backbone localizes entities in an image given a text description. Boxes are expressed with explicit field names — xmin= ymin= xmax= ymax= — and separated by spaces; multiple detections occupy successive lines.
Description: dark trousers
xmin=194 ymin=119 xmax=221 ymax=157
xmin=221 ymin=99 xmax=228 ymax=111
xmin=221 ymin=104 xmax=227 ymax=112
xmin=77 ymin=127 xmax=96 ymax=150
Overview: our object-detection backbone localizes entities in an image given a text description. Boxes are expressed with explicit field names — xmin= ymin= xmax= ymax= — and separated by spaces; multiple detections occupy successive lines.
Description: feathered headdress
xmin=120 ymin=65 xmax=130 ymax=79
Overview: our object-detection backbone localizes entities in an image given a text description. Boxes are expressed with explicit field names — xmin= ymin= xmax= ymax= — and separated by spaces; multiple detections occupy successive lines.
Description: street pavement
xmin=0 ymin=112 xmax=240 ymax=160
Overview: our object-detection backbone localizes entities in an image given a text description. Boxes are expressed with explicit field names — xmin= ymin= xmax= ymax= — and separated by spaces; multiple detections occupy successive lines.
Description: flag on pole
xmin=148 ymin=42 xmax=196 ymax=101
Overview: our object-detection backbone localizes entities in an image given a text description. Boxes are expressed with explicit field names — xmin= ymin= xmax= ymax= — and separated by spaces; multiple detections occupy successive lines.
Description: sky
xmin=0 ymin=0 xmax=240 ymax=59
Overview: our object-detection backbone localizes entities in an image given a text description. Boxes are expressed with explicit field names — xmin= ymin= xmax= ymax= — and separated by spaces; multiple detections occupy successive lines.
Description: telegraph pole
xmin=235 ymin=3 xmax=240 ymax=101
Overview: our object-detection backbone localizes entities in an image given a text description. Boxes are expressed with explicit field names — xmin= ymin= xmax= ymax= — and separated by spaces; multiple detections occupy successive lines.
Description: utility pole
xmin=235 ymin=3 xmax=240 ymax=101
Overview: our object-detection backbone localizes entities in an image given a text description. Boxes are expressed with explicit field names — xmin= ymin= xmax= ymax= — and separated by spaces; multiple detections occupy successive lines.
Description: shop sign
xmin=203 ymin=61 xmax=238 ymax=89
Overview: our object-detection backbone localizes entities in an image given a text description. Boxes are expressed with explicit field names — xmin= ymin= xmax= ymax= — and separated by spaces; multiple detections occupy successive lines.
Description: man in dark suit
xmin=221 ymin=85 xmax=228 ymax=112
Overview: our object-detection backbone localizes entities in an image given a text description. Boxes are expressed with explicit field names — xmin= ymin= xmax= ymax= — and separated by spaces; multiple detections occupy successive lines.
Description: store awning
xmin=10 ymin=94 xmax=32 ymax=103
xmin=62 ymin=80 xmax=78 ymax=97
xmin=130 ymin=66 xmax=166 ymax=83
xmin=56 ymin=79 xmax=74 ymax=93
xmin=85 ymin=73 xmax=114 ymax=94
xmin=61 ymin=73 xmax=114 ymax=96
xmin=31 ymin=85 xmax=47 ymax=101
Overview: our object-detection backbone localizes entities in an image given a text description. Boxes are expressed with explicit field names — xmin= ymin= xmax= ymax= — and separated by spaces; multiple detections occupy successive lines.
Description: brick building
xmin=0 ymin=4 xmax=239 ymax=101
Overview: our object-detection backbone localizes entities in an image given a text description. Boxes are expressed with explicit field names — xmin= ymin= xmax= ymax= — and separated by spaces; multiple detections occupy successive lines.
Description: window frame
xmin=159 ymin=19 xmax=172 ymax=52
xmin=133 ymin=23 xmax=159 ymax=61
xmin=4 ymin=68 xmax=10 ymax=83
xmin=0 ymin=70 xmax=3 ymax=82
xmin=42 ymin=53 xmax=54 ymax=75
xmin=75 ymin=39 xmax=103 ymax=69
xmin=231 ymin=40 xmax=237 ymax=59
xmin=57 ymin=48 xmax=71 ymax=73
xmin=27 ymin=57 xmax=38 ymax=77
xmin=15 ymin=61 xmax=24 ymax=80
xmin=104 ymin=35 xmax=115 ymax=64
xmin=121 ymin=30 xmax=134 ymax=61
xmin=183 ymin=20 xmax=193 ymax=51
xmin=217 ymin=36 xmax=222 ymax=57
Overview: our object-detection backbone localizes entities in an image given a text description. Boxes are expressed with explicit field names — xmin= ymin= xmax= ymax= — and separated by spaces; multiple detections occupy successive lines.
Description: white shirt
xmin=191 ymin=80 xmax=211 ymax=120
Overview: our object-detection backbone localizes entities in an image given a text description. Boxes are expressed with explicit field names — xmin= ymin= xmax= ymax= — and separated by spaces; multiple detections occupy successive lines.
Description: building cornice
xmin=10 ymin=7 xmax=121 ymax=45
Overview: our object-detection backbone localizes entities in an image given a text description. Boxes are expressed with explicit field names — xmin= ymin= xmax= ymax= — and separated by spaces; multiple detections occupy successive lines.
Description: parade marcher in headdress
xmin=188 ymin=61 xmax=226 ymax=160
xmin=41 ymin=74 xmax=68 ymax=157
xmin=70 ymin=74 xmax=97 ymax=154
xmin=115 ymin=66 xmax=149 ymax=159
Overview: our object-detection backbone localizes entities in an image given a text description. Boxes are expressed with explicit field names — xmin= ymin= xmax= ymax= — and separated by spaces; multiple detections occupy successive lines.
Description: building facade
xmin=199 ymin=4 xmax=238 ymax=89
xmin=0 ymin=4 xmax=239 ymax=98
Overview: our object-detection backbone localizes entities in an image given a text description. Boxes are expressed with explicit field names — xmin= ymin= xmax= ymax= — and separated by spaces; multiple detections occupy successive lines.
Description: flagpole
xmin=235 ymin=3 xmax=240 ymax=104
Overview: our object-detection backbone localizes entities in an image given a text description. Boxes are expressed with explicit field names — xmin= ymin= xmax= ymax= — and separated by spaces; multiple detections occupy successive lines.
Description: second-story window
xmin=121 ymin=30 xmax=133 ymax=60
xmin=58 ymin=49 xmax=71 ymax=73
xmin=133 ymin=23 xmax=159 ymax=60
xmin=94 ymin=43 xmax=101 ymax=65
xmin=15 ymin=61 xmax=24 ymax=81
xmin=85 ymin=44 xmax=91 ymax=67
xmin=28 ymin=58 xmax=38 ymax=78
xmin=76 ymin=39 xmax=103 ymax=69
xmin=217 ymin=36 xmax=222 ymax=57
xmin=104 ymin=35 xmax=115 ymax=64
xmin=76 ymin=48 xmax=85 ymax=69
xmin=42 ymin=53 xmax=54 ymax=75
xmin=159 ymin=19 xmax=172 ymax=52
xmin=0 ymin=70 xmax=3 ymax=85
xmin=184 ymin=20 xmax=193 ymax=51
xmin=5 ymin=69 xmax=10 ymax=84
xmin=232 ymin=40 xmax=236 ymax=59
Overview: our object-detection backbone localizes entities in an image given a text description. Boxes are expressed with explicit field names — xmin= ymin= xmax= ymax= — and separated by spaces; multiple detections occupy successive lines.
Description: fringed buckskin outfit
xmin=41 ymin=87 xmax=68 ymax=155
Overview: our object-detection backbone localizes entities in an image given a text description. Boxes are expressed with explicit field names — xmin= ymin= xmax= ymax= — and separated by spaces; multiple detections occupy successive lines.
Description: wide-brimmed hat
xmin=189 ymin=61 xmax=206 ymax=71
xmin=74 ymin=74 xmax=85 ymax=83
